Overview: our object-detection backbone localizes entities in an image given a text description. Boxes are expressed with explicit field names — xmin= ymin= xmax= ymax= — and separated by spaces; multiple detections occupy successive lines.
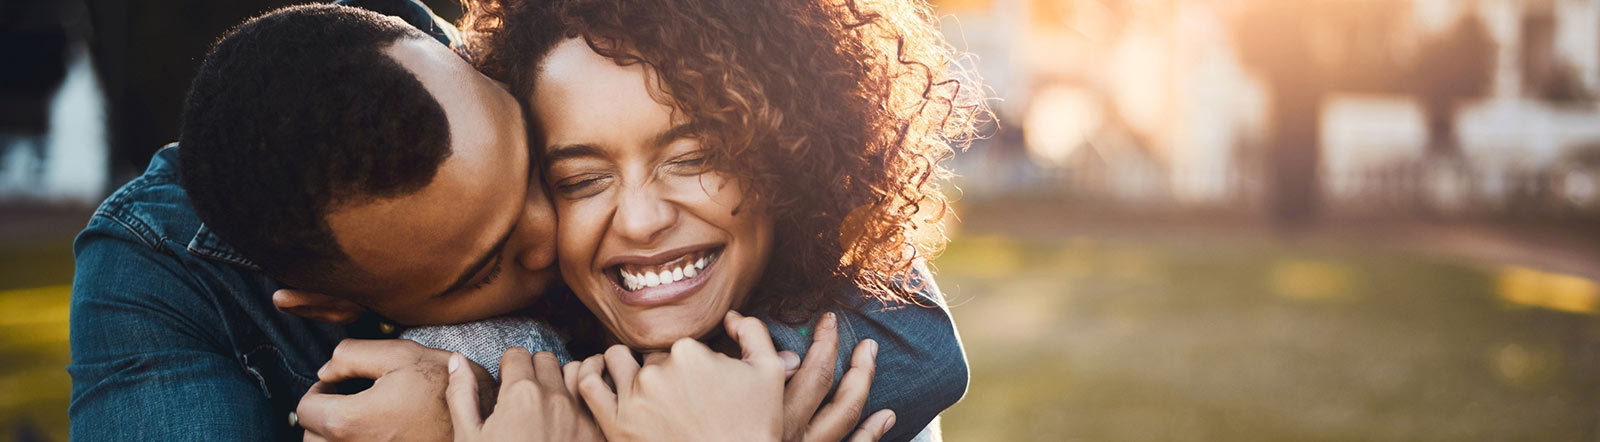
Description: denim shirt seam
xmin=93 ymin=206 xmax=166 ymax=251
xmin=185 ymin=229 xmax=262 ymax=270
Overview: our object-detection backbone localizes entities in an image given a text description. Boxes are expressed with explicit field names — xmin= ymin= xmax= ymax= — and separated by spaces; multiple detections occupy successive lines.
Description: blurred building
xmin=942 ymin=0 xmax=1600 ymax=221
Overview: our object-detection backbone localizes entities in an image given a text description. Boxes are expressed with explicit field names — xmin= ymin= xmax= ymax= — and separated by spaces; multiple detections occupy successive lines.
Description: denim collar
xmin=187 ymin=223 xmax=262 ymax=271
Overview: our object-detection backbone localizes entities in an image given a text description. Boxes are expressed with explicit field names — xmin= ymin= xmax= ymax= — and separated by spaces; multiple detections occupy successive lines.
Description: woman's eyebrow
xmin=544 ymin=143 xmax=605 ymax=163
xmin=648 ymin=123 xmax=699 ymax=149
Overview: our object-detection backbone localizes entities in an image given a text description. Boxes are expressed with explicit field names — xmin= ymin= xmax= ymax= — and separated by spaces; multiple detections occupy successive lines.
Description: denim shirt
xmin=70 ymin=146 xmax=344 ymax=441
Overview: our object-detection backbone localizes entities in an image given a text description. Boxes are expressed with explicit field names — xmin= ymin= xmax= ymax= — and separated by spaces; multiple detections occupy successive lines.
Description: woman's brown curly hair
xmin=462 ymin=0 xmax=987 ymax=322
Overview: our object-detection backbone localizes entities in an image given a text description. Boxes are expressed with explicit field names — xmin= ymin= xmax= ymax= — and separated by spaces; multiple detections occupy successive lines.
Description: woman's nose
xmin=612 ymin=185 xmax=676 ymax=246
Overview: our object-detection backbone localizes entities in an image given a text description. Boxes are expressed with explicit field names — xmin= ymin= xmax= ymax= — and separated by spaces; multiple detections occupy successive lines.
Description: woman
xmin=454 ymin=0 xmax=986 ymax=439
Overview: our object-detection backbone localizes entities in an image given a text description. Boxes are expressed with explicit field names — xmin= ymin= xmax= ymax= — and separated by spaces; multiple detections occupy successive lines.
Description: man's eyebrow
xmin=432 ymin=227 xmax=515 ymax=298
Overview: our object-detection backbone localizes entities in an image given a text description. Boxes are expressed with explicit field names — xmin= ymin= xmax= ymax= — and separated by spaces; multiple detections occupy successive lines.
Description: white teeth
xmin=617 ymin=250 xmax=720 ymax=291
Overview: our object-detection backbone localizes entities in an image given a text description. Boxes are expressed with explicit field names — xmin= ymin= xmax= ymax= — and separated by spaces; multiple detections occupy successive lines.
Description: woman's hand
xmin=444 ymin=348 xmax=604 ymax=442
xmin=573 ymin=311 xmax=895 ymax=442
xmin=576 ymin=311 xmax=787 ymax=442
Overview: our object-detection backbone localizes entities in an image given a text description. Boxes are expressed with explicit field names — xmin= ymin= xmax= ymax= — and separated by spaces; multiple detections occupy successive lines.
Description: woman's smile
xmin=606 ymin=244 xmax=723 ymax=306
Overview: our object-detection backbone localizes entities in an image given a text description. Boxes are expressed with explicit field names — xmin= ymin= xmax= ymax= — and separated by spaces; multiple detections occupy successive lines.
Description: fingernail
xmin=448 ymin=353 xmax=461 ymax=374
xmin=867 ymin=340 xmax=879 ymax=359
xmin=883 ymin=412 xmax=896 ymax=431
xmin=779 ymin=351 xmax=801 ymax=370
xmin=317 ymin=363 xmax=328 ymax=379
xmin=822 ymin=312 xmax=836 ymax=329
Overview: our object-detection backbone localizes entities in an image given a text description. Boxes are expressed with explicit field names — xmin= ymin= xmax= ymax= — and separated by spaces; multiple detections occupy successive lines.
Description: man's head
xmin=179 ymin=4 xmax=558 ymax=326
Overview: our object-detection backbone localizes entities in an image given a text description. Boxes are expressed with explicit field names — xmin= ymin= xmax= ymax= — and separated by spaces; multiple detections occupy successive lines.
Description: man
xmin=69 ymin=3 xmax=966 ymax=441
xmin=69 ymin=4 xmax=564 ymax=440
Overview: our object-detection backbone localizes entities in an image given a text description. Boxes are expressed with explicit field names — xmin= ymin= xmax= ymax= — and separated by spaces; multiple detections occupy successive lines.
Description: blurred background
xmin=3 ymin=0 xmax=1600 ymax=440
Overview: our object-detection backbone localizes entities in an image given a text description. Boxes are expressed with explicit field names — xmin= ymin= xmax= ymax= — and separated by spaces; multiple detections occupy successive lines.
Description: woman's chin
xmin=615 ymin=317 xmax=723 ymax=351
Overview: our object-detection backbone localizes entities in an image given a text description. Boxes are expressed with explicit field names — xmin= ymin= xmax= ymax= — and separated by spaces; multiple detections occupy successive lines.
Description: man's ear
xmin=272 ymin=289 xmax=366 ymax=324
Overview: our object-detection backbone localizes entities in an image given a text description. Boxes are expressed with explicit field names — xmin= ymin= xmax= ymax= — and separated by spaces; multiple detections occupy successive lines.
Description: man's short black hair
xmin=179 ymin=4 xmax=451 ymax=295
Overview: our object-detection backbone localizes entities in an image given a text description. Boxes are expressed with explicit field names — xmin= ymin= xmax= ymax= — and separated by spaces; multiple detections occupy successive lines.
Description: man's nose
xmin=612 ymin=185 xmax=676 ymax=246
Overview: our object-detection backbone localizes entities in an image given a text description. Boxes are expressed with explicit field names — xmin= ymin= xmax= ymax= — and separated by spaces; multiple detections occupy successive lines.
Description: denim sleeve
xmin=763 ymin=264 xmax=970 ymax=442
xmin=68 ymin=216 xmax=277 ymax=441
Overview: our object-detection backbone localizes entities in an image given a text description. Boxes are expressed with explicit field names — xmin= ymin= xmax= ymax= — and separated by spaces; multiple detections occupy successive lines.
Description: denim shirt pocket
xmin=239 ymin=343 xmax=316 ymax=424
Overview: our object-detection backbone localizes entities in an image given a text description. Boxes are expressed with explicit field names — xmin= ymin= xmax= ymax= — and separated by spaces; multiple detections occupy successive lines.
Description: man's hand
xmin=780 ymin=312 xmax=896 ymax=442
xmin=297 ymin=339 xmax=494 ymax=442
xmin=444 ymin=348 xmax=604 ymax=442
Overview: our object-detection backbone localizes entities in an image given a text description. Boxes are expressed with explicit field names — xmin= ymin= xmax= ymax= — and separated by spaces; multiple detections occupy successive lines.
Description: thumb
xmin=445 ymin=353 xmax=483 ymax=440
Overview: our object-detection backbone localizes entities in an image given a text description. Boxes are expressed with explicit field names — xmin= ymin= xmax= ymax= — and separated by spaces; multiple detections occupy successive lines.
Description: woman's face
xmin=533 ymin=39 xmax=774 ymax=350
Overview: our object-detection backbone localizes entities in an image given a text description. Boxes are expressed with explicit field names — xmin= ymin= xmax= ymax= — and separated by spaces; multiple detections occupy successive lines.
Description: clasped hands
xmin=298 ymin=311 xmax=893 ymax=442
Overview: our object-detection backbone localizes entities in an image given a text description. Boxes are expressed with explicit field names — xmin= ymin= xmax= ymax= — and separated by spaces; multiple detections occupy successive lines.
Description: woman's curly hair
xmin=462 ymin=0 xmax=987 ymax=322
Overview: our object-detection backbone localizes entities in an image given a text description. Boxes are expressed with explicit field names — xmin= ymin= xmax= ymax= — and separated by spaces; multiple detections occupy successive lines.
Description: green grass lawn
xmin=5 ymin=231 xmax=1598 ymax=441
xmin=936 ymin=234 xmax=1600 ymax=441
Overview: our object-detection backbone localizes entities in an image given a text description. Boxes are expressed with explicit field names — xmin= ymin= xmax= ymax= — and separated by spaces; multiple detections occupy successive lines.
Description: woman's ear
xmin=272 ymin=288 xmax=366 ymax=324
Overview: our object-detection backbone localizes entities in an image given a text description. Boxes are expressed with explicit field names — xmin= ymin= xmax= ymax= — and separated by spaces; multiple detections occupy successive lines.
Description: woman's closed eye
xmin=664 ymin=151 xmax=709 ymax=175
xmin=553 ymin=173 xmax=612 ymax=199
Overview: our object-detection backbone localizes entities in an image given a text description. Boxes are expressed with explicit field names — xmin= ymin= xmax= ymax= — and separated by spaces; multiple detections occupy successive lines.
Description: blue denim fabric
xmin=70 ymin=146 xmax=341 ymax=441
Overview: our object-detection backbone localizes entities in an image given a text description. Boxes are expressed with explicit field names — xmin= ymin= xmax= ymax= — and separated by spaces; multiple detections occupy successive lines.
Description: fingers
xmin=563 ymin=361 xmax=583 ymax=398
xmin=444 ymin=353 xmax=483 ymax=439
xmin=575 ymin=354 xmax=617 ymax=432
xmin=784 ymin=312 xmax=840 ymax=440
xmin=602 ymin=345 xmax=639 ymax=399
xmin=532 ymin=350 xmax=566 ymax=392
xmin=724 ymin=311 xmax=778 ymax=364
xmin=294 ymin=381 xmax=351 ymax=439
xmin=498 ymin=347 xmax=535 ymax=398
xmin=641 ymin=351 xmax=670 ymax=366
xmin=806 ymin=339 xmax=879 ymax=442
xmin=317 ymin=338 xmax=427 ymax=383
xmin=779 ymin=351 xmax=802 ymax=379
xmin=844 ymin=410 xmax=896 ymax=442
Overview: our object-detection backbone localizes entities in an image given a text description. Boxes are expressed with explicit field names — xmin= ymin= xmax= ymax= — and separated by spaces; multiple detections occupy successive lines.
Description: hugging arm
xmin=764 ymin=264 xmax=970 ymax=442
xmin=68 ymin=218 xmax=277 ymax=441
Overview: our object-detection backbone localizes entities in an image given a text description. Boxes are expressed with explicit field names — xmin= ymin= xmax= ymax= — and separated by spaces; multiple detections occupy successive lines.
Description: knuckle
xmin=636 ymin=365 xmax=660 ymax=382
xmin=840 ymin=402 xmax=865 ymax=420
xmin=670 ymin=337 xmax=699 ymax=353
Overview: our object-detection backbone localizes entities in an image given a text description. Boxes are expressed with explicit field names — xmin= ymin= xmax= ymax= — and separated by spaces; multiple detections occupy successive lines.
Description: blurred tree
xmin=1233 ymin=0 xmax=1420 ymax=226
xmin=1411 ymin=15 xmax=1494 ymax=157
